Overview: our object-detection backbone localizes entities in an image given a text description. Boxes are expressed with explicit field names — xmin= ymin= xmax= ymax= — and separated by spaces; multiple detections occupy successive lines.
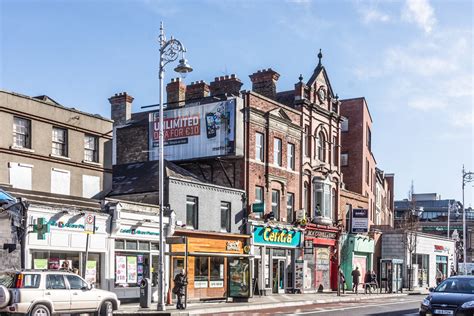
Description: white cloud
xmin=449 ymin=112 xmax=474 ymax=128
xmin=402 ymin=0 xmax=437 ymax=34
xmin=407 ymin=97 xmax=446 ymax=111
xmin=360 ymin=7 xmax=391 ymax=24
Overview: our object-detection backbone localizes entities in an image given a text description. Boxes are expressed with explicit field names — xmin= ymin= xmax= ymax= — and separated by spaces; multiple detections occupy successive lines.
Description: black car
xmin=420 ymin=276 xmax=474 ymax=316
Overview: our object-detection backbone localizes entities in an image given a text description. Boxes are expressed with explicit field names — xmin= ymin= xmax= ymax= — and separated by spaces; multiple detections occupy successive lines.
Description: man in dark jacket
xmin=173 ymin=269 xmax=187 ymax=310
xmin=351 ymin=267 xmax=361 ymax=294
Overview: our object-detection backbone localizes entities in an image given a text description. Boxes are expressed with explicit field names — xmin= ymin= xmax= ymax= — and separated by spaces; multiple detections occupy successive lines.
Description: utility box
xmin=139 ymin=278 xmax=152 ymax=308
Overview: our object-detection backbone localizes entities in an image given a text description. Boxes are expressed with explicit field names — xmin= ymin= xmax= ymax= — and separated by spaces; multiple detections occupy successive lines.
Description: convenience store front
xmin=169 ymin=230 xmax=251 ymax=301
xmin=249 ymin=222 xmax=303 ymax=295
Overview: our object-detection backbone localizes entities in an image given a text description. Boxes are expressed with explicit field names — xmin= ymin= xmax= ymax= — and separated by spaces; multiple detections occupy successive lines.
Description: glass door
xmin=278 ymin=260 xmax=285 ymax=293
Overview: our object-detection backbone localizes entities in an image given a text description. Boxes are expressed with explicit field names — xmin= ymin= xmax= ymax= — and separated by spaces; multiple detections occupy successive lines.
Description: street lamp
xmin=157 ymin=22 xmax=192 ymax=311
xmin=462 ymin=165 xmax=473 ymax=275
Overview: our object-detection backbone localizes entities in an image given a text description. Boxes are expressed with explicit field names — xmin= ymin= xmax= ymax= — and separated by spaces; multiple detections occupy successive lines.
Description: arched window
xmin=316 ymin=131 xmax=326 ymax=162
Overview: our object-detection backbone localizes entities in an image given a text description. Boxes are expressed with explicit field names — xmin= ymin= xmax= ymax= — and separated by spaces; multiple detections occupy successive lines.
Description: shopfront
xmin=169 ymin=230 xmax=251 ymax=301
xmin=108 ymin=207 xmax=164 ymax=300
xmin=25 ymin=205 xmax=109 ymax=289
xmin=249 ymin=221 xmax=303 ymax=295
xmin=303 ymin=224 xmax=339 ymax=292
xmin=340 ymin=234 xmax=375 ymax=291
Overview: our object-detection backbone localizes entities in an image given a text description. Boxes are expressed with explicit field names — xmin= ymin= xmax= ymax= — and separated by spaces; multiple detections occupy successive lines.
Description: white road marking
xmin=294 ymin=298 xmax=421 ymax=314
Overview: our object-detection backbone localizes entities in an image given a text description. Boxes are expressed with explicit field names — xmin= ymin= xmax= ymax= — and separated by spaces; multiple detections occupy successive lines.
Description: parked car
xmin=0 ymin=270 xmax=120 ymax=316
xmin=420 ymin=276 xmax=474 ymax=316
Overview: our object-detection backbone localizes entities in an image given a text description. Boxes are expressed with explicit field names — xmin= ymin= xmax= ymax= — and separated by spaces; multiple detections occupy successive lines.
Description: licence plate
xmin=433 ymin=310 xmax=453 ymax=315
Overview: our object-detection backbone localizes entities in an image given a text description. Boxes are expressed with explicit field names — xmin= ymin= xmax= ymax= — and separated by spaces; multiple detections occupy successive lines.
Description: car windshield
xmin=435 ymin=278 xmax=474 ymax=294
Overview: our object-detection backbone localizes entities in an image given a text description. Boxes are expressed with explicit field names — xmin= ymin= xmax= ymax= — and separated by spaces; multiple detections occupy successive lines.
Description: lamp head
xmin=174 ymin=58 xmax=193 ymax=77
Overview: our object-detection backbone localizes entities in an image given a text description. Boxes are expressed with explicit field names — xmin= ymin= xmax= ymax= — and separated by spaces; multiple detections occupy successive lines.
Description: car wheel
xmin=29 ymin=304 xmax=51 ymax=316
xmin=0 ymin=285 xmax=11 ymax=309
xmin=99 ymin=300 xmax=113 ymax=316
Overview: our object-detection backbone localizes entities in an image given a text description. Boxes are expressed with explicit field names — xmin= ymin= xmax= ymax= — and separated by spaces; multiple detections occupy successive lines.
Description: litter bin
xmin=140 ymin=278 xmax=151 ymax=308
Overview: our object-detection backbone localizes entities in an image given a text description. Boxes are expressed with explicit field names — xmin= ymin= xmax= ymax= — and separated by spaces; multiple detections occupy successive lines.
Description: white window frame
xmin=341 ymin=119 xmax=349 ymax=132
xmin=313 ymin=179 xmax=332 ymax=220
xmin=52 ymin=127 xmax=67 ymax=157
xmin=13 ymin=116 xmax=31 ymax=149
xmin=341 ymin=153 xmax=348 ymax=166
xmin=186 ymin=196 xmax=198 ymax=229
xmin=271 ymin=189 xmax=280 ymax=220
xmin=255 ymin=186 xmax=263 ymax=203
xmin=255 ymin=132 xmax=264 ymax=162
xmin=287 ymin=143 xmax=295 ymax=170
xmin=220 ymin=202 xmax=231 ymax=233
xmin=287 ymin=192 xmax=294 ymax=223
xmin=84 ymin=134 xmax=98 ymax=162
xmin=273 ymin=138 xmax=282 ymax=166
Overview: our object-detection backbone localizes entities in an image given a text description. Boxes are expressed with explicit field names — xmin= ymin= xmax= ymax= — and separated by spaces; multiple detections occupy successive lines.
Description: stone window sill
xmin=50 ymin=154 xmax=71 ymax=161
xmin=10 ymin=146 xmax=35 ymax=153
xmin=82 ymin=160 xmax=102 ymax=167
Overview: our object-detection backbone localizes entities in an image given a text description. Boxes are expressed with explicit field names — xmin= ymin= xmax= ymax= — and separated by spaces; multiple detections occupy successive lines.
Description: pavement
xmin=115 ymin=288 xmax=429 ymax=315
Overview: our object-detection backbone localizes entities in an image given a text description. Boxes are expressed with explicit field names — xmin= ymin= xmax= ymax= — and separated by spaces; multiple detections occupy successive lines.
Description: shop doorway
xmin=272 ymin=259 xmax=285 ymax=294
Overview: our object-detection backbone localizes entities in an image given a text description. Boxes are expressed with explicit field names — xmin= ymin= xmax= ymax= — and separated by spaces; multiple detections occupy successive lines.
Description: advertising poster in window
xmin=294 ymin=259 xmax=304 ymax=291
xmin=228 ymin=258 xmax=250 ymax=298
xmin=34 ymin=259 xmax=48 ymax=269
xmin=116 ymin=256 xmax=127 ymax=284
xmin=127 ymin=256 xmax=137 ymax=283
xmin=149 ymin=99 xmax=238 ymax=161
xmin=85 ymin=260 xmax=97 ymax=284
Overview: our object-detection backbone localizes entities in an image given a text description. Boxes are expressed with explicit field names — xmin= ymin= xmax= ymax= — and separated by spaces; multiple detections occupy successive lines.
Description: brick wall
xmin=116 ymin=124 xmax=149 ymax=164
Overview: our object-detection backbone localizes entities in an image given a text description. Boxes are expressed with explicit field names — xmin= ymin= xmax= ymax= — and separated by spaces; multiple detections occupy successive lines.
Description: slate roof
xmin=276 ymin=90 xmax=295 ymax=108
xmin=109 ymin=160 xmax=207 ymax=196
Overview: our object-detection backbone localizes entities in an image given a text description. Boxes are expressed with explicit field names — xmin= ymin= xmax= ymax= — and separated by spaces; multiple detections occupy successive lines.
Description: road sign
xmin=84 ymin=213 xmax=95 ymax=234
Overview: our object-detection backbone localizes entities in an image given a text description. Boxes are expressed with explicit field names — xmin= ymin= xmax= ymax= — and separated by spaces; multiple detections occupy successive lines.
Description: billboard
xmin=149 ymin=99 xmax=240 ymax=161
xmin=351 ymin=208 xmax=369 ymax=233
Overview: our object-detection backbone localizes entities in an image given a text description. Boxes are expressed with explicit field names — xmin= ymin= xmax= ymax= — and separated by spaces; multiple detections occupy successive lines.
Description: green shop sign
xmin=253 ymin=226 xmax=301 ymax=248
xmin=422 ymin=226 xmax=463 ymax=232
xmin=120 ymin=228 xmax=160 ymax=236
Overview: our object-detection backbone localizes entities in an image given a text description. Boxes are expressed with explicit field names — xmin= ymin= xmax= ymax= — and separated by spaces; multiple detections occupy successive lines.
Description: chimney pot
xmin=167 ymin=78 xmax=186 ymax=109
xmin=109 ymin=92 xmax=134 ymax=126
xmin=249 ymin=68 xmax=281 ymax=100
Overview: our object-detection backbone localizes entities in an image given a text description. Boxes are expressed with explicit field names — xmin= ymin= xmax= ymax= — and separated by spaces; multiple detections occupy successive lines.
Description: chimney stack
xmin=209 ymin=74 xmax=243 ymax=97
xmin=186 ymin=81 xmax=210 ymax=101
xmin=166 ymin=77 xmax=186 ymax=109
xmin=249 ymin=68 xmax=280 ymax=100
xmin=109 ymin=92 xmax=134 ymax=126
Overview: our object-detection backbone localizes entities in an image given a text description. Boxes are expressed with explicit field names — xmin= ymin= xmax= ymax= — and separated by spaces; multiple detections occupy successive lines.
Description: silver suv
xmin=0 ymin=270 xmax=120 ymax=316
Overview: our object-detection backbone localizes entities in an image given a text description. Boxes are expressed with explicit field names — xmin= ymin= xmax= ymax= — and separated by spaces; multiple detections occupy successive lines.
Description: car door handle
xmin=73 ymin=292 xmax=78 ymax=295
xmin=45 ymin=292 xmax=51 ymax=295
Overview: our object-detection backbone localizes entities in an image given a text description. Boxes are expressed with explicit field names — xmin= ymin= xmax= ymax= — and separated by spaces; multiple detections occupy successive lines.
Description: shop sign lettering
xmin=305 ymin=230 xmax=337 ymax=239
xmin=120 ymin=228 xmax=160 ymax=236
xmin=253 ymin=226 xmax=301 ymax=248
xmin=47 ymin=220 xmax=99 ymax=232
xmin=226 ymin=241 xmax=240 ymax=251
xmin=434 ymin=245 xmax=448 ymax=252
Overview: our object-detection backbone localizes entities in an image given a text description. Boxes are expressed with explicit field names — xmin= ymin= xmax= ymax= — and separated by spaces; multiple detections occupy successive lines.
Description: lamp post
xmin=157 ymin=22 xmax=192 ymax=311
xmin=462 ymin=165 xmax=473 ymax=275
xmin=452 ymin=229 xmax=460 ymax=272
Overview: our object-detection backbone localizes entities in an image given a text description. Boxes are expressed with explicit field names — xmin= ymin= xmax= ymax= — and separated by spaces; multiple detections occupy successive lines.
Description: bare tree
xmin=401 ymin=181 xmax=419 ymax=291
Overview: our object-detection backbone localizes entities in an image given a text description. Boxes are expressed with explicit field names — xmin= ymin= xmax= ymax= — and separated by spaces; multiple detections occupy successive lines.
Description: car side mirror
xmin=428 ymin=287 xmax=435 ymax=292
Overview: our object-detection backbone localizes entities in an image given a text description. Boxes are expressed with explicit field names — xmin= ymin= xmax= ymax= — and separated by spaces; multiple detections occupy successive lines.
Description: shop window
xmin=138 ymin=241 xmax=150 ymax=251
xmin=115 ymin=253 xmax=150 ymax=288
xmin=126 ymin=240 xmax=138 ymax=250
xmin=210 ymin=257 xmax=225 ymax=287
xmin=271 ymin=190 xmax=280 ymax=220
xmin=186 ymin=196 xmax=198 ymax=229
xmin=194 ymin=257 xmax=209 ymax=287
xmin=115 ymin=240 xmax=125 ymax=250
xmin=220 ymin=202 xmax=231 ymax=233
xmin=46 ymin=275 xmax=66 ymax=290
xmin=314 ymin=180 xmax=332 ymax=219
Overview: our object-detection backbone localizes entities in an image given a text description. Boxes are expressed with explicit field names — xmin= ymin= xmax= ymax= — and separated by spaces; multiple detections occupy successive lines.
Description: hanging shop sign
xmin=253 ymin=225 xmax=301 ymax=248
xmin=226 ymin=241 xmax=241 ymax=252
xmin=351 ymin=209 xmax=369 ymax=233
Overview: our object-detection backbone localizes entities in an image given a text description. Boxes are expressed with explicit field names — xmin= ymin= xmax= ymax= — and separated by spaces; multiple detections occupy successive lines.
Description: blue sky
xmin=1 ymin=0 xmax=472 ymax=205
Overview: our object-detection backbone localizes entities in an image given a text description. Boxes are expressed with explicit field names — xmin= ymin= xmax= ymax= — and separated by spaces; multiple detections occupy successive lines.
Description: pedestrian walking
xmin=351 ymin=267 xmax=361 ymax=294
xmin=364 ymin=271 xmax=372 ymax=294
xmin=339 ymin=269 xmax=346 ymax=294
xmin=450 ymin=267 xmax=457 ymax=277
xmin=436 ymin=268 xmax=444 ymax=285
xmin=173 ymin=269 xmax=187 ymax=310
